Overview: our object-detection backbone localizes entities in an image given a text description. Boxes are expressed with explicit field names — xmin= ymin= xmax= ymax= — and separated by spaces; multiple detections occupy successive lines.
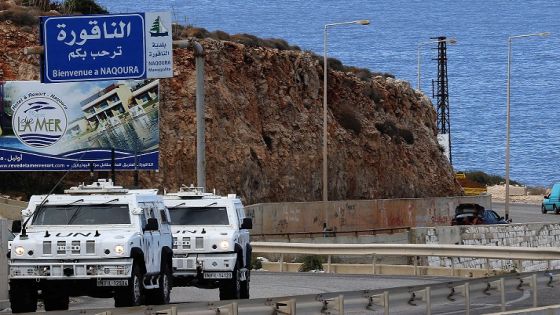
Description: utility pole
xmin=431 ymin=36 xmax=452 ymax=165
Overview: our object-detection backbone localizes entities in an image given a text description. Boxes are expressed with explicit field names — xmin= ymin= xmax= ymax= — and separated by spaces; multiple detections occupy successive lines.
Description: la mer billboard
xmin=40 ymin=12 xmax=173 ymax=83
xmin=0 ymin=80 xmax=160 ymax=171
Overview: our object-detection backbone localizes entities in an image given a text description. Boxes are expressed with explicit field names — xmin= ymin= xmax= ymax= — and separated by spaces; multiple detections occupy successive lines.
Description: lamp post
xmin=416 ymin=37 xmax=456 ymax=91
xmin=505 ymin=32 xmax=549 ymax=221
xmin=323 ymin=19 xmax=369 ymax=204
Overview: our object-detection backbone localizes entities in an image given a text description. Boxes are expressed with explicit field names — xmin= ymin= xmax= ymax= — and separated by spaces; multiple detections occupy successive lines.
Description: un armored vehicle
xmin=163 ymin=185 xmax=252 ymax=300
xmin=8 ymin=179 xmax=173 ymax=313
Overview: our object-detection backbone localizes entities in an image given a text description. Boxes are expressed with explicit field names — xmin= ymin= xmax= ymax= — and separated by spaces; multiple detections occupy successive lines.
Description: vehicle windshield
xmin=32 ymin=204 xmax=130 ymax=225
xmin=168 ymin=207 xmax=229 ymax=225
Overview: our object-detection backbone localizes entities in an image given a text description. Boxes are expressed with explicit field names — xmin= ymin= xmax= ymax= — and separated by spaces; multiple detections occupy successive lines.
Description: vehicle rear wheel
xmin=554 ymin=205 xmax=560 ymax=214
xmin=145 ymin=262 xmax=171 ymax=305
xmin=114 ymin=262 xmax=144 ymax=307
xmin=219 ymin=268 xmax=240 ymax=300
xmin=542 ymin=205 xmax=547 ymax=214
xmin=43 ymin=283 xmax=69 ymax=311
xmin=9 ymin=280 xmax=38 ymax=313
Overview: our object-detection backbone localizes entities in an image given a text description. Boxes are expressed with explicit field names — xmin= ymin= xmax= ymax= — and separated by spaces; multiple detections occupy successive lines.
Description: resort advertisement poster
xmin=0 ymin=79 xmax=159 ymax=171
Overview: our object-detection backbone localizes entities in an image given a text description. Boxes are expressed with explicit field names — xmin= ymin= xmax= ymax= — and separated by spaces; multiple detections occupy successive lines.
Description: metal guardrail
xmin=39 ymin=270 xmax=560 ymax=315
xmin=251 ymin=242 xmax=560 ymax=274
xmin=251 ymin=226 xmax=411 ymax=240
xmin=252 ymin=242 xmax=560 ymax=260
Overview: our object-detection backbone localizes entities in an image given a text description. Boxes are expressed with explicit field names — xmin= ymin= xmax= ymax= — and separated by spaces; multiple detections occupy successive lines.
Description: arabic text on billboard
xmin=0 ymin=80 xmax=159 ymax=171
xmin=40 ymin=12 xmax=173 ymax=83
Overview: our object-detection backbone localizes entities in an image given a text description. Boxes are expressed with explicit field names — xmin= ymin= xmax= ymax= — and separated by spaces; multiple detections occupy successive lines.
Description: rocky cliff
xmin=0 ymin=20 xmax=462 ymax=204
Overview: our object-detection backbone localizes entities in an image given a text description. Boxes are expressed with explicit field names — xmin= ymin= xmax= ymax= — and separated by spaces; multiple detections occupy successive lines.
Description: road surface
xmin=491 ymin=201 xmax=560 ymax=224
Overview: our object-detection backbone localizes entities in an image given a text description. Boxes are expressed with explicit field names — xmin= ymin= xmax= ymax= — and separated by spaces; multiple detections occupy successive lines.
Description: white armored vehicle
xmin=163 ymin=185 xmax=252 ymax=300
xmin=8 ymin=179 xmax=173 ymax=313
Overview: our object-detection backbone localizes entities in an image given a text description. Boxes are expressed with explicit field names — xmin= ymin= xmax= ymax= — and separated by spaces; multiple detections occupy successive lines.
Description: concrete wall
xmin=246 ymin=195 xmax=491 ymax=235
xmin=0 ymin=198 xmax=26 ymax=220
xmin=0 ymin=219 xmax=9 ymax=309
xmin=412 ymin=223 xmax=560 ymax=272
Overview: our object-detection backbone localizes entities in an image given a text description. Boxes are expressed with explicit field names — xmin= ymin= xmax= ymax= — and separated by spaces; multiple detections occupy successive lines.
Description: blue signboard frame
xmin=40 ymin=13 xmax=173 ymax=83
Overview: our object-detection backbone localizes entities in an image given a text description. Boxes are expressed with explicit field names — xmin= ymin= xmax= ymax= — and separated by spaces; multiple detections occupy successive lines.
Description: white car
xmin=8 ymin=179 xmax=173 ymax=313
xmin=163 ymin=185 xmax=252 ymax=300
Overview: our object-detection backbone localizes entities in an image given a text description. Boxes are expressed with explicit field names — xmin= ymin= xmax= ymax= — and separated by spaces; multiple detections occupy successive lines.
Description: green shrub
xmin=398 ymin=128 xmax=414 ymax=144
xmin=251 ymin=256 xmax=263 ymax=270
xmin=334 ymin=104 xmax=362 ymax=134
xmin=210 ymin=30 xmax=230 ymax=41
xmin=0 ymin=7 xmax=39 ymax=26
xmin=375 ymin=121 xmax=414 ymax=144
xmin=61 ymin=0 xmax=108 ymax=14
xmin=298 ymin=255 xmax=323 ymax=272
xmin=375 ymin=120 xmax=398 ymax=138
xmin=365 ymin=85 xmax=382 ymax=103
xmin=463 ymin=170 xmax=521 ymax=186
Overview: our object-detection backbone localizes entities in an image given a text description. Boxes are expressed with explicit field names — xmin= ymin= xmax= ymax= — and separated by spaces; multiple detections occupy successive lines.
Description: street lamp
xmin=505 ymin=32 xmax=550 ymax=221
xmin=416 ymin=37 xmax=457 ymax=91
xmin=323 ymin=19 xmax=369 ymax=204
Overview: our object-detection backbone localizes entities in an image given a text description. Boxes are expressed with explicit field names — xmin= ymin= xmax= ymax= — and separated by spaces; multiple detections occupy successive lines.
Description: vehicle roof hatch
xmin=64 ymin=179 xmax=129 ymax=195
xmin=166 ymin=184 xmax=218 ymax=199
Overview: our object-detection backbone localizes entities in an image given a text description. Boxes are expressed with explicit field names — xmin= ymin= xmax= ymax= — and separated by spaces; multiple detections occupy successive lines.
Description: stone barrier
xmin=412 ymin=223 xmax=560 ymax=272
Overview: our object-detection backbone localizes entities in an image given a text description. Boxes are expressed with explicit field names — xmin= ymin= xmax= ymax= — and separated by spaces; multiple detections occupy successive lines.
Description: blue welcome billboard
xmin=0 ymin=80 xmax=159 ymax=171
xmin=40 ymin=12 xmax=173 ymax=83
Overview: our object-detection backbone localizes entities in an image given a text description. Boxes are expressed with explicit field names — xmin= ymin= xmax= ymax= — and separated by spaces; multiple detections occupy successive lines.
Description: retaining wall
xmin=246 ymin=195 xmax=491 ymax=235
xmin=412 ymin=223 xmax=560 ymax=272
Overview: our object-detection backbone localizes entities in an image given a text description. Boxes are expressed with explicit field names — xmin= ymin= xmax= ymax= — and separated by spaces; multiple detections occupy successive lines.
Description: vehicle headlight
xmin=15 ymin=246 xmax=25 ymax=256
xmin=114 ymin=245 xmax=125 ymax=255
xmin=219 ymin=240 xmax=229 ymax=250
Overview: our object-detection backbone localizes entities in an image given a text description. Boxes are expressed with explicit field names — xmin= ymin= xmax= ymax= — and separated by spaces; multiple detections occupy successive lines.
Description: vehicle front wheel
xmin=555 ymin=205 xmax=560 ymax=214
xmin=114 ymin=262 xmax=144 ymax=307
xmin=43 ymin=282 xmax=69 ymax=311
xmin=145 ymin=263 xmax=171 ymax=305
xmin=219 ymin=268 xmax=241 ymax=300
xmin=9 ymin=280 xmax=38 ymax=313
xmin=542 ymin=205 xmax=547 ymax=214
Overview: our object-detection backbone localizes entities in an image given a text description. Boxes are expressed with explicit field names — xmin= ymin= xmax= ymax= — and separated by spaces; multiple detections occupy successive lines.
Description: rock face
xmin=0 ymin=21 xmax=462 ymax=204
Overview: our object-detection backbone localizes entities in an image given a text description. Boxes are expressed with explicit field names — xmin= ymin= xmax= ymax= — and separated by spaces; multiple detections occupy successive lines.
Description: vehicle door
xmin=157 ymin=202 xmax=172 ymax=248
xmin=551 ymin=184 xmax=560 ymax=207
xmin=483 ymin=210 xmax=498 ymax=224
xmin=235 ymin=202 xmax=250 ymax=267
xmin=141 ymin=202 xmax=158 ymax=275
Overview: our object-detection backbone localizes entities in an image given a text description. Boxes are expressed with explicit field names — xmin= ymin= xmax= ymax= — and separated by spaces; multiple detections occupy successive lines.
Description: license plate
xmin=203 ymin=272 xmax=232 ymax=279
xmin=97 ymin=279 xmax=128 ymax=287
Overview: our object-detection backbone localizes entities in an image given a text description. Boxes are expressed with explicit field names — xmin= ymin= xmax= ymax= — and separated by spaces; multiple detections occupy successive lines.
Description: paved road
xmin=12 ymin=272 xmax=560 ymax=314
xmin=53 ymin=272 xmax=452 ymax=311
xmin=491 ymin=201 xmax=560 ymax=224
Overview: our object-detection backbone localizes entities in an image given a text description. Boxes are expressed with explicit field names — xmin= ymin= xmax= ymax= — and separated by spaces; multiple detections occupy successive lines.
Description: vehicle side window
xmin=138 ymin=202 xmax=148 ymax=225
xmin=159 ymin=202 xmax=169 ymax=224
xmin=235 ymin=203 xmax=244 ymax=225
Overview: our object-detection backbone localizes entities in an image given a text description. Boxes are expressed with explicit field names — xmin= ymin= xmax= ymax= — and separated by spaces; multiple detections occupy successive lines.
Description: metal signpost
xmin=40 ymin=12 xmax=173 ymax=83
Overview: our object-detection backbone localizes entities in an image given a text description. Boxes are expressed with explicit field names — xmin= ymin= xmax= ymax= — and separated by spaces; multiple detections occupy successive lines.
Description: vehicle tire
xmin=9 ymin=280 xmax=38 ymax=313
xmin=219 ymin=268 xmax=241 ymax=300
xmin=114 ymin=262 xmax=144 ymax=307
xmin=145 ymin=262 xmax=171 ymax=305
xmin=43 ymin=283 xmax=69 ymax=311
xmin=542 ymin=204 xmax=547 ymax=214
xmin=555 ymin=205 xmax=560 ymax=215
xmin=240 ymin=270 xmax=250 ymax=299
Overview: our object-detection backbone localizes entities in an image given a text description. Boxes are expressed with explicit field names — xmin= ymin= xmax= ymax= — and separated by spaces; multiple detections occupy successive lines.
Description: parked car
xmin=542 ymin=182 xmax=560 ymax=214
xmin=451 ymin=203 xmax=509 ymax=225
